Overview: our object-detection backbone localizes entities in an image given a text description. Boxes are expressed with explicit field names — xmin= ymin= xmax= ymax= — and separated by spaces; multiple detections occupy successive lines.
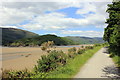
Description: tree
xmin=103 ymin=1 xmax=120 ymax=56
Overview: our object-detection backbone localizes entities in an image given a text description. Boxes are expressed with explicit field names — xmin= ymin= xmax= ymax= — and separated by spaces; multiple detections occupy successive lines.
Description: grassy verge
xmin=112 ymin=55 xmax=120 ymax=67
xmin=46 ymin=46 xmax=103 ymax=78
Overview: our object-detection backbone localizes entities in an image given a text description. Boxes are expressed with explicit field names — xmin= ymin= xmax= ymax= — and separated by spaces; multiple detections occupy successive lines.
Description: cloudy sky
xmin=0 ymin=0 xmax=112 ymax=37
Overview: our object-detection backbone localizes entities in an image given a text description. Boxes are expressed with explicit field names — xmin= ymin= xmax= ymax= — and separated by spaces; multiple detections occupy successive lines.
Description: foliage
xmin=47 ymin=46 xmax=102 ymax=78
xmin=94 ymin=44 xmax=101 ymax=47
xmin=68 ymin=47 xmax=77 ymax=58
xmin=2 ymin=69 xmax=35 ymax=78
xmin=113 ymin=55 xmax=120 ymax=67
xmin=9 ymin=34 xmax=76 ymax=47
xmin=77 ymin=48 xmax=86 ymax=54
xmin=109 ymin=53 xmax=115 ymax=58
xmin=68 ymin=47 xmax=77 ymax=54
xmin=65 ymin=36 xmax=105 ymax=44
xmin=2 ymin=69 xmax=49 ymax=78
xmin=85 ymin=46 xmax=94 ymax=50
xmin=35 ymin=50 xmax=67 ymax=72
xmin=103 ymin=1 xmax=120 ymax=56
xmin=1 ymin=28 xmax=38 ymax=46
xmin=41 ymin=41 xmax=54 ymax=52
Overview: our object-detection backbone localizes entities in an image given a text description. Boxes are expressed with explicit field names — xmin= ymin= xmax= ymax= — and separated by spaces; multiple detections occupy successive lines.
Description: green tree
xmin=103 ymin=1 xmax=120 ymax=56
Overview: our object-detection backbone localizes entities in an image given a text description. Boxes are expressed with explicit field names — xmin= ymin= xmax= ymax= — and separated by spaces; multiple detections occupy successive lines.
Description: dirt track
xmin=74 ymin=47 xmax=119 ymax=78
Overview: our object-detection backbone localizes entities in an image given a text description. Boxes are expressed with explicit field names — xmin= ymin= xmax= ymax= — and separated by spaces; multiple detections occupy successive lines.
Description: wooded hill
xmin=1 ymin=28 xmax=39 ymax=46
xmin=1 ymin=28 xmax=104 ymax=47
xmin=10 ymin=34 xmax=75 ymax=47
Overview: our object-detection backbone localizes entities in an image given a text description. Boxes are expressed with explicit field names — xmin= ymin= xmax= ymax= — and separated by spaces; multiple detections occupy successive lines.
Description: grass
xmin=46 ymin=46 xmax=103 ymax=78
xmin=112 ymin=55 xmax=120 ymax=67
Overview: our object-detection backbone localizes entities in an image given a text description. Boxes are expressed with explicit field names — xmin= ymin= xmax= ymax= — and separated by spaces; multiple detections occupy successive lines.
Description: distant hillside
xmin=1 ymin=28 xmax=105 ymax=46
xmin=10 ymin=34 xmax=104 ymax=47
xmin=10 ymin=34 xmax=75 ymax=47
xmin=65 ymin=36 xmax=105 ymax=44
xmin=1 ymin=28 xmax=39 ymax=46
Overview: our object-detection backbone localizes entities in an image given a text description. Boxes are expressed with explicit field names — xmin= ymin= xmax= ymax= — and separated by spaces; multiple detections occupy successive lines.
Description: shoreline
xmin=1 ymin=44 xmax=93 ymax=48
xmin=1 ymin=44 xmax=93 ymax=71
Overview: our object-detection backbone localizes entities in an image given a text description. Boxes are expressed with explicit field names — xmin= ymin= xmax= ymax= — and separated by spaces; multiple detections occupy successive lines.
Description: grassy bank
xmin=112 ymin=56 xmax=120 ymax=67
xmin=46 ymin=46 xmax=103 ymax=78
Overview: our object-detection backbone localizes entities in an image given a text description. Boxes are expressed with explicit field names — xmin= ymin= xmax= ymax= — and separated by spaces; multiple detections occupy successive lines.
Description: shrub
xmin=68 ymin=47 xmax=77 ymax=58
xmin=81 ymin=46 xmax=84 ymax=48
xmin=35 ymin=50 xmax=67 ymax=72
xmin=41 ymin=46 xmax=47 ymax=51
xmin=68 ymin=47 xmax=76 ymax=54
xmin=85 ymin=46 xmax=94 ymax=50
xmin=41 ymin=41 xmax=54 ymax=52
xmin=2 ymin=69 xmax=11 ymax=78
xmin=77 ymin=48 xmax=85 ymax=54
xmin=94 ymin=44 xmax=101 ymax=47
xmin=2 ymin=69 xmax=34 ymax=78
xmin=109 ymin=53 xmax=115 ymax=58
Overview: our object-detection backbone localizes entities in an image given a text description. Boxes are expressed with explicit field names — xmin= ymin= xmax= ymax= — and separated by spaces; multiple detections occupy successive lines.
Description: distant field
xmin=1 ymin=45 xmax=93 ymax=71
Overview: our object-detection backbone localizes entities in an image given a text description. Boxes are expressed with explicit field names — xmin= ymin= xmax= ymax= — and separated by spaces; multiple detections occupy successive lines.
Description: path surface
xmin=74 ymin=47 xmax=119 ymax=78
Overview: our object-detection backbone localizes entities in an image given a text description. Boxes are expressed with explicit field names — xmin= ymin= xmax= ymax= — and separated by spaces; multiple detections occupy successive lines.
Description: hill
xmin=10 ymin=34 xmax=75 ymax=47
xmin=1 ymin=28 xmax=39 ymax=46
xmin=65 ymin=36 xmax=104 ymax=44
xmin=10 ymin=35 xmax=104 ymax=47
xmin=1 ymin=28 xmax=105 ymax=46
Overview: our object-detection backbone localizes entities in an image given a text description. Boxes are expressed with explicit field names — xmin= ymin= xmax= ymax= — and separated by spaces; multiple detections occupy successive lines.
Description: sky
xmin=0 ymin=0 xmax=112 ymax=37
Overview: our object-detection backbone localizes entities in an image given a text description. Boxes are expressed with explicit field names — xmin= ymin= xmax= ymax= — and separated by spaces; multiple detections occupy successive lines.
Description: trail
xmin=74 ymin=47 xmax=119 ymax=78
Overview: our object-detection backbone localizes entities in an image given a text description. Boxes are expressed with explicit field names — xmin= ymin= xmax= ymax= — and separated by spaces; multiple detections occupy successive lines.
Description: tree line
xmin=9 ymin=34 xmax=75 ymax=47
xmin=103 ymin=1 xmax=120 ymax=56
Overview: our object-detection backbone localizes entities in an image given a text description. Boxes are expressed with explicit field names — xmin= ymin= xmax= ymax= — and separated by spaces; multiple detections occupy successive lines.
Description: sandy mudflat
xmin=1 ymin=46 xmax=81 ymax=71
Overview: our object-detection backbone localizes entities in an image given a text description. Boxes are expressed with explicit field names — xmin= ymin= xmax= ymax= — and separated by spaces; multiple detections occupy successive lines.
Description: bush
xmin=109 ymin=53 xmax=115 ymax=58
xmin=77 ymin=48 xmax=85 ymax=54
xmin=68 ymin=47 xmax=77 ymax=58
xmin=81 ymin=46 xmax=84 ymax=48
xmin=35 ymin=50 xmax=67 ymax=72
xmin=41 ymin=41 xmax=54 ymax=53
xmin=41 ymin=46 xmax=47 ymax=51
xmin=2 ymin=69 xmax=35 ymax=78
xmin=94 ymin=44 xmax=101 ymax=47
xmin=85 ymin=46 xmax=94 ymax=50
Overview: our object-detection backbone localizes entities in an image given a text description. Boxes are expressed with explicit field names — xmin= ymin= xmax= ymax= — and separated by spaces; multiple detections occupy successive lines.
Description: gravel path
xmin=74 ymin=47 xmax=119 ymax=78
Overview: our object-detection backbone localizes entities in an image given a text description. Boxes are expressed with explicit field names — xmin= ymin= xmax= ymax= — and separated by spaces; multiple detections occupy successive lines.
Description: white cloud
xmin=76 ymin=2 xmax=110 ymax=28
xmin=0 ymin=7 xmax=34 ymax=25
xmin=0 ymin=2 xmax=82 ymax=26
xmin=76 ymin=3 xmax=96 ymax=15
xmin=0 ymin=2 xmax=112 ymax=37
xmin=61 ymin=30 xmax=104 ymax=37
xmin=1 ymin=0 xmax=113 ymax=2
xmin=0 ymin=26 xmax=18 ymax=28
xmin=22 ymin=6 xmax=108 ymax=31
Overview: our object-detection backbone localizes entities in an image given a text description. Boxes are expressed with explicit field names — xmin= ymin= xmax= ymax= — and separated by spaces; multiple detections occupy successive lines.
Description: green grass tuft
xmin=112 ymin=55 xmax=120 ymax=67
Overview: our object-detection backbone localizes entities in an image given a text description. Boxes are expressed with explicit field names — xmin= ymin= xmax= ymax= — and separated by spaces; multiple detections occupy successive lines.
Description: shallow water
xmin=56 ymin=45 xmax=81 ymax=48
